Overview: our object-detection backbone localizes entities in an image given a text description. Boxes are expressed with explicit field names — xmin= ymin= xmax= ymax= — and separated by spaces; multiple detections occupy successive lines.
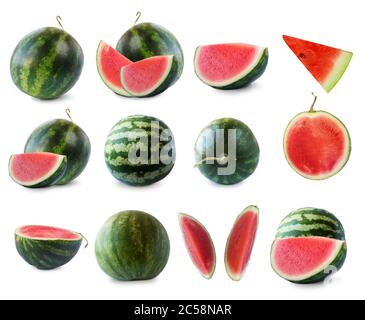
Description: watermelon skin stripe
xmin=11 ymin=27 xmax=84 ymax=100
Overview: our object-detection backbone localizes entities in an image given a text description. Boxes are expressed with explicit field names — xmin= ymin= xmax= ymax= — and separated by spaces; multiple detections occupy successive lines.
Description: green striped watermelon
xmin=15 ymin=225 xmax=84 ymax=270
xmin=104 ymin=115 xmax=176 ymax=186
xmin=271 ymin=208 xmax=347 ymax=284
xmin=116 ymin=22 xmax=184 ymax=86
xmin=24 ymin=119 xmax=91 ymax=185
xmin=195 ymin=118 xmax=260 ymax=185
xmin=10 ymin=27 xmax=84 ymax=100
xmin=95 ymin=211 xmax=170 ymax=281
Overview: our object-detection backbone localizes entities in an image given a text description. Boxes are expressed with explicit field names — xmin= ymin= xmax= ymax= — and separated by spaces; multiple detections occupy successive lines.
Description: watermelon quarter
xmin=15 ymin=225 xmax=84 ymax=270
xmin=194 ymin=43 xmax=268 ymax=89
xmin=283 ymin=35 xmax=353 ymax=93
xmin=284 ymin=95 xmax=351 ymax=180
xmin=179 ymin=214 xmax=216 ymax=279
xmin=95 ymin=211 xmax=170 ymax=281
xmin=9 ymin=152 xmax=67 ymax=188
xmin=96 ymin=41 xmax=132 ymax=96
xmin=225 ymin=206 xmax=259 ymax=281
xmin=120 ymin=55 xmax=177 ymax=97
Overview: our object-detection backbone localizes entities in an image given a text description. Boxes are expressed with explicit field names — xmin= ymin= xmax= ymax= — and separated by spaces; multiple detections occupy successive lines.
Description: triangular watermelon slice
xmin=283 ymin=35 xmax=353 ymax=93
xmin=96 ymin=41 xmax=132 ymax=96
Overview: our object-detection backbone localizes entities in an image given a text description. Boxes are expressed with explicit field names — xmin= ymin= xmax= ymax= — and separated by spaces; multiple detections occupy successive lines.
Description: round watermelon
xmin=10 ymin=27 xmax=84 ymax=100
xmin=95 ymin=211 xmax=170 ymax=281
xmin=195 ymin=118 xmax=260 ymax=185
xmin=24 ymin=119 xmax=91 ymax=185
xmin=116 ymin=22 xmax=184 ymax=85
xmin=104 ymin=115 xmax=176 ymax=186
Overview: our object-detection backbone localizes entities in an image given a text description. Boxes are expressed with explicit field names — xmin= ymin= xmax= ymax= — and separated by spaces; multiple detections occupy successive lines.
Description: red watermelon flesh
xmin=283 ymin=35 xmax=353 ymax=92
xmin=284 ymin=111 xmax=351 ymax=180
xmin=179 ymin=214 xmax=216 ymax=279
xmin=271 ymin=237 xmax=344 ymax=281
xmin=225 ymin=206 xmax=259 ymax=281
xmin=97 ymin=41 xmax=132 ymax=96
xmin=17 ymin=225 xmax=81 ymax=240
xmin=120 ymin=55 xmax=174 ymax=97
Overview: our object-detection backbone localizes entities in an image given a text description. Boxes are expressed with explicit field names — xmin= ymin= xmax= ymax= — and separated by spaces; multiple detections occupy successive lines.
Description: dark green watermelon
xmin=116 ymin=23 xmax=184 ymax=85
xmin=195 ymin=118 xmax=260 ymax=185
xmin=24 ymin=119 xmax=91 ymax=185
xmin=10 ymin=27 xmax=84 ymax=100
xmin=104 ymin=115 xmax=176 ymax=186
xmin=95 ymin=211 xmax=170 ymax=281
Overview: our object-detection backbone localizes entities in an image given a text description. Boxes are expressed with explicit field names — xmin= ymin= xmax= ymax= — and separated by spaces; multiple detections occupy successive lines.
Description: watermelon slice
xmin=120 ymin=55 xmax=176 ymax=97
xmin=283 ymin=35 xmax=353 ymax=93
xmin=271 ymin=237 xmax=347 ymax=284
xmin=194 ymin=43 xmax=268 ymax=89
xmin=179 ymin=214 xmax=216 ymax=279
xmin=9 ymin=152 xmax=67 ymax=188
xmin=96 ymin=41 xmax=132 ymax=96
xmin=284 ymin=95 xmax=351 ymax=180
xmin=225 ymin=206 xmax=259 ymax=281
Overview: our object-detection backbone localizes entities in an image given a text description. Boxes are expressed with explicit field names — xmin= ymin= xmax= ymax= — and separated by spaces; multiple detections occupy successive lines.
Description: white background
xmin=0 ymin=0 xmax=362 ymax=300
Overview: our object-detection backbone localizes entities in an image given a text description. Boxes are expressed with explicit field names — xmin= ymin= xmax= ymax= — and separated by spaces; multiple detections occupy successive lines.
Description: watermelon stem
xmin=65 ymin=108 xmax=73 ymax=122
xmin=78 ymin=233 xmax=89 ymax=248
xmin=310 ymin=93 xmax=318 ymax=113
xmin=194 ymin=155 xmax=231 ymax=168
xmin=56 ymin=16 xmax=64 ymax=30
xmin=134 ymin=12 xmax=142 ymax=25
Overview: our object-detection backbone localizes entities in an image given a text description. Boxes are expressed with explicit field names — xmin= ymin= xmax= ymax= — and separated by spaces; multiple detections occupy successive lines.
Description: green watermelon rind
xmin=120 ymin=55 xmax=177 ymax=97
xmin=194 ymin=46 xmax=268 ymax=90
xmin=15 ymin=227 xmax=83 ymax=270
xmin=96 ymin=41 xmax=131 ymax=97
xmin=284 ymin=110 xmax=351 ymax=181
xmin=9 ymin=153 xmax=67 ymax=188
xmin=271 ymin=238 xmax=347 ymax=284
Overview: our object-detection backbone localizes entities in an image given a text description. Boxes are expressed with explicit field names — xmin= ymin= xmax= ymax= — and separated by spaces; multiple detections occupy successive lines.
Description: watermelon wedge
xmin=9 ymin=152 xmax=67 ymax=188
xmin=120 ymin=55 xmax=176 ymax=97
xmin=225 ymin=206 xmax=259 ymax=281
xmin=283 ymin=35 xmax=353 ymax=93
xmin=179 ymin=214 xmax=216 ymax=279
xmin=194 ymin=43 xmax=268 ymax=89
xmin=271 ymin=237 xmax=347 ymax=284
xmin=96 ymin=41 xmax=132 ymax=96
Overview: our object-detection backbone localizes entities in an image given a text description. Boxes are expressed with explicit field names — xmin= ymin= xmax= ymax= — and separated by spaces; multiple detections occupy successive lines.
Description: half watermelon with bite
xmin=15 ymin=225 xmax=85 ymax=270
xmin=194 ymin=43 xmax=268 ymax=89
xmin=96 ymin=41 xmax=132 ymax=96
xmin=283 ymin=35 xmax=353 ymax=93
xmin=179 ymin=214 xmax=216 ymax=279
xmin=9 ymin=152 xmax=67 ymax=188
xmin=120 ymin=55 xmax=177 ymax=97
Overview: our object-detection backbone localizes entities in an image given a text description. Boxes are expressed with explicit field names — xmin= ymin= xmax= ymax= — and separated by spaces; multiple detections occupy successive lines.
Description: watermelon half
xmin=225 ymin=206 xmax=259 ymax=281
xmin=283 ymin=35 xmax=353 ymax=93
xmin=96 ymin=41 xmax=132 ymax=96
xmin=284 ymin=97 xmax=351 ymax=180
xmin=179 ymin=214 xmax=216 ymax=279
xmin=9 ymin=152 xmax=67 ymax=188
xmin=15 ymin=225 xmax=84 ymax=270
xmin=194 ymin=43 xmax=268 ymax=89
xmin=120 ymin=55 xmax=177 ymax=97
xmin=271 ymin=237 xmax=347 ymax=284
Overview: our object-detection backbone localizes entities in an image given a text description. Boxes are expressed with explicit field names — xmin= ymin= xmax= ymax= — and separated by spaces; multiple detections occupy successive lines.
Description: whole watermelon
xmin=95 ymin=211 xmax=170 ymax=281
xmin=24 ymin=119 xmax=91 ymax=185
xmin=195 ymin=118 xmax=260 ymax=185
xmin=104 ymin=115 xmax=176 ymax=186
xmin=116 ymin=23 xmax=184 ymax=85
xmin=10 ymin=27 xmax=84 ymax=100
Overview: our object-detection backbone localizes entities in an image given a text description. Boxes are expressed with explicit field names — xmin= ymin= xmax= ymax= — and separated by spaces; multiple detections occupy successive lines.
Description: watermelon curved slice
xmin=271 ymin=237 xmax=347 ymax=284
xmin=225 ymin=206 xmax=259 ymax=281
xmin=179 ymin=214 xmax=216 ymax=279
xmin=120 ymin=55 xmax=176 ymax=97
xmin=283 ymin=35 xmax=353 ymax=93
xmin=194 ymin=43 xmax=268 ymax=89
xmin=96 ymin=41 xmax=132 ymax=96
xmin=284 ymin=107 xmax=351 ymax=180
xmin=9 ymin=152 xmax=67 ymax=188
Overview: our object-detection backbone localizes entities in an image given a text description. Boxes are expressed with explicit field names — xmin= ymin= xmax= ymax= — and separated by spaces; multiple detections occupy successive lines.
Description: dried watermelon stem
xmin=310 ymin=93 xmax=318 ymax=113
xmin=65 ymin=108 xmax=73 ymax=122
xmin=78 ymin=233 xmax=89 ymax=248
xmin=134 ymin=12 xmax=142 ymax=25
xmin=56 ymin=16 xmax=64 ymax=30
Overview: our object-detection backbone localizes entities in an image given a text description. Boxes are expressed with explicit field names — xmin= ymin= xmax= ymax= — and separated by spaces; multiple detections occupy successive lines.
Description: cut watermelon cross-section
xmin=283 ymin=35 xmax=353 ymax=93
